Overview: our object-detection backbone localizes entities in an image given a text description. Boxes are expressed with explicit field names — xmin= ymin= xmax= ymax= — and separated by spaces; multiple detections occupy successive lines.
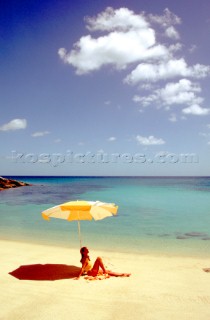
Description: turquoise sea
xmin=0 ymin=176 xmax=210 ymax=257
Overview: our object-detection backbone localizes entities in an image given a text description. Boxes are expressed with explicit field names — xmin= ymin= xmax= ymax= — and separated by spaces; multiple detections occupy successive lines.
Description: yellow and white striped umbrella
xmin=42 ymin=200 xmax=118 ymax=247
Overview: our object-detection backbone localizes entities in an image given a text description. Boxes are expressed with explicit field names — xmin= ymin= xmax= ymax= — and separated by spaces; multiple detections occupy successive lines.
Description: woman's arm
xmin=76 ymin=260 xmax=88 ymax=279
xmin=76 ymin=268 xmax=83 ymax=279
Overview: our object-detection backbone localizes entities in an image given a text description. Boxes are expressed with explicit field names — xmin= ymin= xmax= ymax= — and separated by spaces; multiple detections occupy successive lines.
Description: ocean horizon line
xmin=2 ymin=175 xmax=210 ymax=179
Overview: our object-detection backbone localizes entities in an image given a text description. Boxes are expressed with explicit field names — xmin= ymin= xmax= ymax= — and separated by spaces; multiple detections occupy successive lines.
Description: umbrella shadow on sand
xmin=9 ymin=264 xmax=80 ymax=281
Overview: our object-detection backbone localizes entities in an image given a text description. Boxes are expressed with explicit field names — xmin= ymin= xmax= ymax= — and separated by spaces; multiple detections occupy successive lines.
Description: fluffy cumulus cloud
xmin=157 ymin=79 xmax=202 ymax=106
xmin=136 ymin=135 xmax=165 ymax=145
xmin=124 ymin=59 xmax=210 ymax=84
xmin=59 ymin=7 xmax=210 ymax=117
xmin=133 ymin=78 xmax=210 ymax=115
xmin=58 ymin=32 xmax=162 ymax=74
xmin=182 ymin=104 xmax=210 ymax=115
xmin=0 ymin=119 xmax=27 ymax=131
xmin=58 ymin=7 xmax=170 ymax=74
xmin=85 ymin=7 xmax=149 ymax=31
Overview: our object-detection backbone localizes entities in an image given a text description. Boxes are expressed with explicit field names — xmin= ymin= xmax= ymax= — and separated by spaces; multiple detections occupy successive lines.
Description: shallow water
xmin=1 ymin=176 xmax=210 ymax=257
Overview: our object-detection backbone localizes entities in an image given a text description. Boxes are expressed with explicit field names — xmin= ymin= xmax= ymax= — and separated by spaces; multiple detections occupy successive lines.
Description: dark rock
xmin=159 ymin=233 xmax=170 ymax=237
xmin=0 ymin=176 xmax=31 ymax=191
xmin=184 ymin=232 xmax=207 ymax=237
xmin=176 ymin=235 xmax=189 ymax=240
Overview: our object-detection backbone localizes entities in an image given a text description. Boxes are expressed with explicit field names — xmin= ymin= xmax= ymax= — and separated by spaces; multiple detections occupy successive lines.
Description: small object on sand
xmin=203 ymin=268 xmax=210 ymax=273
xmin=84 ymin=274 xmax=110 ymax=281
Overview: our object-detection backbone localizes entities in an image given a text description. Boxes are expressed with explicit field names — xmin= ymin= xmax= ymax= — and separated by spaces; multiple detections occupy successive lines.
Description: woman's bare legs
xmin=87 ymin=257 xmax=131 ymax=277
xmin=88 ymin=257 xmax=106 ymax=276
xmin=106 ymin=271 xmax=131 ymax=277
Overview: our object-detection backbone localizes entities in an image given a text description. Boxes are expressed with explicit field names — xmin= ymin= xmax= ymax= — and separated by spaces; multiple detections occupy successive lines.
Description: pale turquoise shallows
xmin=0 ymin=176 xmax=210 ymax=257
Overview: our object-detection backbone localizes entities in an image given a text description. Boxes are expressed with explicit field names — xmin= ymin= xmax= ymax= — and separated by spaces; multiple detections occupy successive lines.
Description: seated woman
xmin=76 ymin=246 xmax=131 ymax=279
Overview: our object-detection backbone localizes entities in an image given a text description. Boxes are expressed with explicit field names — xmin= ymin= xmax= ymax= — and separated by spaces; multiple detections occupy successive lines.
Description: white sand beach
xmin=1 ymin=240 xmax=210 ymax=320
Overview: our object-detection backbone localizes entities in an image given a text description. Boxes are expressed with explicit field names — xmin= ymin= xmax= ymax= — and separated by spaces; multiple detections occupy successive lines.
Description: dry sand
xmin=1 ymin=240 xmax=210 ymax=320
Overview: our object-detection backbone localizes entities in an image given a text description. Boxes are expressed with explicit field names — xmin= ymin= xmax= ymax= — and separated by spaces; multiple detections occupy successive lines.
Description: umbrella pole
xmin=77 ymin=220 xmax=82 ymax=248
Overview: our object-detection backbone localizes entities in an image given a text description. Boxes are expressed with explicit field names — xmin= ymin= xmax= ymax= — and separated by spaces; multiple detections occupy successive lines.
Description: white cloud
xmin=58 ymin=28 xmax=159 ymax=74
xmin=133 ymin=79 xmax=204 ymax=111
xmin=85 ymin=7 xmax=149 ymax=32
xmin=136 ymin=135 xmax=165 ymax=145
xmin=108 ymin=136 xmax=116 ymax=141
xmin=124 ymin=59 xmax=210 ymax=84
xmin=158 ymin=79 xmax=202 ymax=106
xmin=133 ymin=94 xmax=157 ymax=107
xmin=199 ymin=132 xmax=208 ymax=137
xmin=165 ymin=26 xmax=180 ymax=39
xmin=32 ymin=131 xmax=50 ymax=137
xmin=169 ymin=113 xmax=177 ymax=122
xmin=58 ymin=7 xmax=210 ymax=118
xmin=169 ymin=43 xmax=182 ymax=53
xmin=182 ymin=104 xmax=210 ymax=115
xmin=58 ymin=48 xmax=67 ymax=60
xmin=148 ymin=8 xmax=181 ymax=27
xmin=140 ymin=83 xmax=155 ymax=90
xmin=58 ymin=7 xmax=173 ymax=75
xmin=189 ymin=44 xmax=197 ymax=53
xmin=191 ymin=64 xmax=210 ymax=78
xmin=0 ymin=119 xmax=27 ymax=131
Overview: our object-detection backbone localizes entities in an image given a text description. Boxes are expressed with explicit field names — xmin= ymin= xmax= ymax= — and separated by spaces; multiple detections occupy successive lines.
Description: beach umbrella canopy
xmin=42 ymin=200 xmax=118 ymax=247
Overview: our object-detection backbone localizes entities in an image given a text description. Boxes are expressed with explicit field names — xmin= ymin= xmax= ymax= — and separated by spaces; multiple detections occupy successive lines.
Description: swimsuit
xmin=83 ymin=259 xmax=93 ymax=273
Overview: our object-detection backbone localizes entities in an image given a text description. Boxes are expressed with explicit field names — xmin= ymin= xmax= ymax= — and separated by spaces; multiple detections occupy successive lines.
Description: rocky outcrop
xmin=0 ymin=176 xmax=31 ymax=191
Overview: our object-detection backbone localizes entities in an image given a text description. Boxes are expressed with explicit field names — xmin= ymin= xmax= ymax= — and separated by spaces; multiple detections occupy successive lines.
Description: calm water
xmin=0 ymin=176 xmax=210 ymax=257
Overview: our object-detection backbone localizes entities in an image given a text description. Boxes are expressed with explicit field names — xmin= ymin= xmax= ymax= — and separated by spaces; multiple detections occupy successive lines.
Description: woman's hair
xmin=80 ymin=246 xmax=90 ymax=264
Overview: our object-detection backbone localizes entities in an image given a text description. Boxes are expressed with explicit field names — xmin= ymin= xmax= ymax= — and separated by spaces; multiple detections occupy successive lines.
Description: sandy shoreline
xmin=1 ymin=240 xmax=210 ymax=320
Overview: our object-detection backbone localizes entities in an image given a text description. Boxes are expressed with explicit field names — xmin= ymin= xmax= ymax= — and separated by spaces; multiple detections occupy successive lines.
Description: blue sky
xmin=1 ymin=0 xmax=210 ymax=176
